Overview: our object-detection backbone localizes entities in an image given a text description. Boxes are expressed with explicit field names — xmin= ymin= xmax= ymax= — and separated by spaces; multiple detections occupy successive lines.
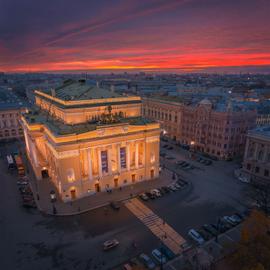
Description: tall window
xmin=101 ymin=150 xmax=108 ymax=173
xmin=120 ymin=147 xmax=127 ymax=169
xmin=67 ymin=168 xmax=75 ymax=183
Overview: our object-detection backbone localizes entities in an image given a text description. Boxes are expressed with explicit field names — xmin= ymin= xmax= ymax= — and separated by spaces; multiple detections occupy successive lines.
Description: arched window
xmin=258 ymin=150 xmax=264 ymax=161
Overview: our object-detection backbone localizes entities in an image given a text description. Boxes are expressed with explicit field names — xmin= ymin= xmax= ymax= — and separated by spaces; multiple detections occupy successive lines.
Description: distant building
xmin=0 ymin=87 xmax=27 ymax=140
xmin=142 ymin=97 xmax=256 ymax=160
xmin=256 ymin=105 xmax=270 ymax=126
xmin=21 ymin=80 xmax=160 ymax=201
xmin=242 ymin=126 xmax=270 ymax=183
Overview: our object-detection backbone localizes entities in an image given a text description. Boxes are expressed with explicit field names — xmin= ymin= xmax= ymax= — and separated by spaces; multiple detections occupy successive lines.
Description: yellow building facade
xmin=21 ymin=80 xmax=160 ymax=201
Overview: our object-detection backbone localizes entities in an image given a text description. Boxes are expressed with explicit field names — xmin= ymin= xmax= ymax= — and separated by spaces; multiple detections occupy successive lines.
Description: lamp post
xmin=215 ymin=217 xmax=222 ymax=242
xmin=50 ymin=190 xmax=57 ymax=214
xmin=159 ymin=233 xmax=167 ymax=270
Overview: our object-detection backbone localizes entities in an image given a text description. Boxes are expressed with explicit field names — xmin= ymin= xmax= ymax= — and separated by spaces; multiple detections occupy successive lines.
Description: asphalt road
xmin=0 ymin=142 xmax=248 ymax=270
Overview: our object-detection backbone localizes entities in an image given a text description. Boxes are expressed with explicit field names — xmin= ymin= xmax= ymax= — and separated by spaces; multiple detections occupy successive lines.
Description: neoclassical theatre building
xmin=21 ymin=80 xmax=160 ymax=201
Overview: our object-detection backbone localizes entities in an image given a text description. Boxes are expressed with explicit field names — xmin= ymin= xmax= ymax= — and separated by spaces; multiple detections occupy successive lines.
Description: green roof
xmin=41 ymin=80 xmax=122 ymax=101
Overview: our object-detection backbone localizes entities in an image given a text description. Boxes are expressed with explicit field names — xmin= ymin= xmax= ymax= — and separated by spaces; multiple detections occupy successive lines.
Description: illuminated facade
xmin=143 ymin=97 xmax=257 ymax=159
xmin=21 ymin=80 xmax=160 ymax=201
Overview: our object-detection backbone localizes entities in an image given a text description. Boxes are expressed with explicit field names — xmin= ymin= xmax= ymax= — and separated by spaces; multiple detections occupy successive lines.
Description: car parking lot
xmin=187 ymin=211 xmax=245 ymax=246
xmin=138 ymin=178 xmax=189 ymax=202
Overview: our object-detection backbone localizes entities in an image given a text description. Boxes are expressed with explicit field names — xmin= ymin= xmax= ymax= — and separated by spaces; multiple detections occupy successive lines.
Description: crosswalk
xmin=125 ymin=198 xmax=186 ymax=255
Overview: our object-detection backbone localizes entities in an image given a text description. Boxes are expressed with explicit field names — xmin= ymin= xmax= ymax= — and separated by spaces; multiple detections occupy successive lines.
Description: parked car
xmin=198 ymin=229 xmax=212 ymax=241
xmin=151 ymin=249 xmax=167 ymax=264
xmin=183 ymin=165 xmax=192 ymax=170
xmin=145 ymin=192 xmax=155 ymax=199
xmin=177 ymin=181 xmax=186 ymax=188
xmin=204 ymin=160 xmax=212 ymax=165
xmin=17 ymin=181 xmax=28 ymax=186
xmin=160 ymin=246 xmax=175 ymax=260
xmin=202 ymin=224 xmax=219 ymax=237
xmin=176 ymin=160 xmax=185 ymax=165
xmin=160 ymin=186 xmax=170 ymax=194
xmin=210 ymin=221 xmax=231 ymax=233
xmin=139 ymin=193 xmax=149 ymax=201
xmin=181 ymin=162 xmax=190 ymax=168
xmin=211 ymin=222 xmax=229 ymax=233
xmin=173 ymin=183 xmax=182 ymax=189
xmin=188 ymin=229 xmax=205 ymax=245
xmin=180 ymin=242 xmax=193 ymax=252
xmin=181 ymin=144 xmax=190 ymax=150
xmin=223 ymin=216 xmax=238 ymax=226
xmin=20 ymin=187 xmax=33 ymax=195
xmin=139 ymin=253 xmax=156 ymax=269
xmin=168 ymin=185 xmax=177 ymax=192
xmin=151 ymin=189 xmax=162 ymax=197
xmin=103 ymin=239 xmax=119 ymax=251
xmin=225 ymin=215 xmax=240 ymax=225
xmin=234 ymin=212 xmax=244 ymax=221
xmin=22 ymin=200 xmax=36 ymax=208
xmin=110 ymin=201 xmax=120 ymax=210
xmin=157 ymin=188 xmax=166 ymax=196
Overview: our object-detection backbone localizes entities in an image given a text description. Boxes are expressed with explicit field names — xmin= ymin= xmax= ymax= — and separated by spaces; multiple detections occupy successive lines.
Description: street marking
xmin=125 ymin=198 xmax=186 ymax=255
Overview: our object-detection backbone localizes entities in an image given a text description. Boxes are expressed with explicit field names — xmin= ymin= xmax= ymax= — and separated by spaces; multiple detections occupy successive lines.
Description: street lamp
xmin=50 ymin=190 xmax=57 ymax=214
xmin=50 ymin=190 xmax=56 ymax=202
xmin=159 ymin=233 xmax=167 ymax=270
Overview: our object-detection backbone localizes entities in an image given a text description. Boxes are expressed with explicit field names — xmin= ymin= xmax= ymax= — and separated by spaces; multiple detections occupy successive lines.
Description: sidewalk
xmin=29 ymin=165 xmax=177 ymax=216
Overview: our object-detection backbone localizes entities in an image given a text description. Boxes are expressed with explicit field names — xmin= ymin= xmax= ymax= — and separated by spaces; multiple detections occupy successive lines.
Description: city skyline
xmin=1 ymin=0 xmax=270 ymax=73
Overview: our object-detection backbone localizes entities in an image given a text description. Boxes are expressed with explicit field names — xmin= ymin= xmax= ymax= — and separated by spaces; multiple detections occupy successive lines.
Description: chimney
xmin=96 ymin=81 xmax=99 ymax=88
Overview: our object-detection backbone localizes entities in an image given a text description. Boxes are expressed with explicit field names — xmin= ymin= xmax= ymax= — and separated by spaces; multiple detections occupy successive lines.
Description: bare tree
xmin=247 ymin=182 xmax=270 ymax=215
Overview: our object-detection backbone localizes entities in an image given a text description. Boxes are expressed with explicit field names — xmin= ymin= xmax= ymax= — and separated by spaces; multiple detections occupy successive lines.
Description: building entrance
xmin=70 ymin=189 xmax=76 ymax=200
xmin=150 ymin=169 xmax=154 ymax=179
xmin=95 ymin=183 xmax=100 ymax=192
xmin=132 ymin=174 xmax=136 ymax=183
xmin=114 ymin=178 xmax=118 ymax=187
xmin=41 ymin=169 xmax=49 ymax=178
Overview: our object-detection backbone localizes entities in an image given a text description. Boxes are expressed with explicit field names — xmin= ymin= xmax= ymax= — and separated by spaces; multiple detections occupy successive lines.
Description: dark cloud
xmin=0 ymin=0 xmax=270 ymax=71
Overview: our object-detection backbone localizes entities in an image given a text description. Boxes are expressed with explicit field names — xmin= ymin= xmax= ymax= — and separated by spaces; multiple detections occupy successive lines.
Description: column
xmin=87 ymin=148 xmax=93 ymax=181
xmin=98 ymin=148 xmax=102 ymax=177
xmin=253 ymin=142 xmax=259 ymax=160
xmin=263 ymin=147 xmax=268 ymax=162
xmin=135 ymin=142 xmax=139 ymax=168
xmin=126 ymin=144 xmax=130 ymax=171
xmin=117 ymin=144 xmax=121 ymax=172
xmin=142 ymin=141 xmax=146 ymax=166
xmin=244 ymin=137 xmax=249 ymax=159
xmin=108 ymin=147 xmax=112 ymax=174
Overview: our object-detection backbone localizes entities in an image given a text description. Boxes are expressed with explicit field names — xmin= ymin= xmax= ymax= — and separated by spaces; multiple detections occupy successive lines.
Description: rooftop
xmin=23 ymin=108 xmax=155 ymax=136
xmin=248 ymin=126 xmax=270 ymax=139
xmin=40 ymin=79 xmax=122 ymax=101
xmin=0 ymin=87 xmax=27 ymax=111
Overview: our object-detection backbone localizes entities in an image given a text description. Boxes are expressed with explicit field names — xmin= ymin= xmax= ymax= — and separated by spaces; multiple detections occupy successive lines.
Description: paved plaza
xmin=1 ymin=141 xmax=249 ymax=270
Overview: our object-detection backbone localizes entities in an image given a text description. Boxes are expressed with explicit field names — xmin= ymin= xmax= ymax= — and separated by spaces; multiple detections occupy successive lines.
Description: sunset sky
xmin=1 ymin=0 xmax=270 ymax=73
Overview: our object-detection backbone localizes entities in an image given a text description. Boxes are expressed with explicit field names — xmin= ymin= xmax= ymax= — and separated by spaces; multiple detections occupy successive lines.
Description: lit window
xmin=150 ymin=153 xmax=155 ymax=163
xmin=67 ymin=168 xmax=75 ymax=183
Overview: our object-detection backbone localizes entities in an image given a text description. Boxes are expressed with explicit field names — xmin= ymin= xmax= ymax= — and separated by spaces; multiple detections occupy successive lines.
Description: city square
xmin=1 ymin=139 xmax=248 ymax=270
